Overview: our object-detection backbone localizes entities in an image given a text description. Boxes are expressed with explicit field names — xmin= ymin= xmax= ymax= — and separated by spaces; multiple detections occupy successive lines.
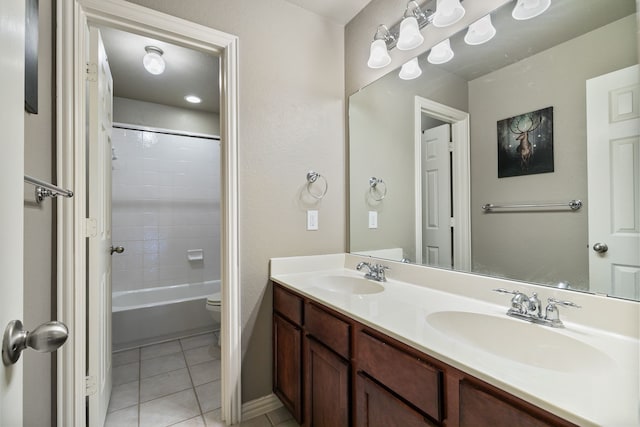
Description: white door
xmin=422 ymin=124 xmax=452 ymax=267
xmin=587 ymin=65 xmax=640 ymax=299
xmin=0 ymin=0 xmax=25 ymax=425
xmin=87 ymin=27 xmax=114 ymax=427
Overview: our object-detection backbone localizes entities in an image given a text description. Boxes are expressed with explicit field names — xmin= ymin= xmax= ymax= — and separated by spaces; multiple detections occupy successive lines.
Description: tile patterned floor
xmin=107 ymin=332 xmax=298 ymax=427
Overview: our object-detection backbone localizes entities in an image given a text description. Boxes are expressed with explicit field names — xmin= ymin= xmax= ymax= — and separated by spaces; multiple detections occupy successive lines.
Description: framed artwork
xmin=25 ymin=0 xmax=39 ymax=114
xmin=497 ymin=106 xmax=554 ymax=178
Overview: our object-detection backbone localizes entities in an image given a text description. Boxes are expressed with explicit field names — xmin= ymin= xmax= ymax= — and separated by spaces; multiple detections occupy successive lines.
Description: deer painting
xmin=509 ymin=112 xmax=542 ymax=172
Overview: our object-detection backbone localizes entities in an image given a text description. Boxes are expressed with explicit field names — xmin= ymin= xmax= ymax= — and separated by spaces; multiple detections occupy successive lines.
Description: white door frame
xmin=414 ymin=96 xmax=471 ymax=270
xmin=56 ymin=1 xmax=241 ymax=425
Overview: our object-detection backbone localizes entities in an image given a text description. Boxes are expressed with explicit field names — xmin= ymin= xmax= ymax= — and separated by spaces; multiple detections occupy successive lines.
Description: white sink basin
xmin=305 ymin=275 xmax=385 ymax=295
xmin=426 ymin=311 xmax=613 ymax=373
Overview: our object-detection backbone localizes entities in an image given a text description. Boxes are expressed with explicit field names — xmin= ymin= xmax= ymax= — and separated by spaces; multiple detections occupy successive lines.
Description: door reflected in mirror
xmin=349 ymin=0 xmax=640 ymax=300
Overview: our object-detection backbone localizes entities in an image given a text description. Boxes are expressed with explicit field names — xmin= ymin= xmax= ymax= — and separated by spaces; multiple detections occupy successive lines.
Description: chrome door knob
xmin=110 ymin=245 xmax=125 ymax=255
xmin=2 ymin=320 xmax=69 ymax=365
xmin=592 ymin=243 xmax=608 ymax=253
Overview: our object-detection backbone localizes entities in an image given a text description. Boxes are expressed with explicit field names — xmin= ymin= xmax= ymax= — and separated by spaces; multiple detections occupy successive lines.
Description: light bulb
xmin=427 ymin=39 xmax=454 ymax=65
xmin=432 ymin=0 xmax=465 ymax=28
xmin=399 ymin=58 xmax=422 ymax=80
xmin=464 ymin=14 xmax=496 ymax=45
xmin=143 ymin=46 xmax=165 ymax=75
xmin=512 ymin=0 xmax=551 ymax=20
xmin=367 ymin=39 xmax=391 ymax=69
xmin=397 ymin=16 xmax=424 ymax=51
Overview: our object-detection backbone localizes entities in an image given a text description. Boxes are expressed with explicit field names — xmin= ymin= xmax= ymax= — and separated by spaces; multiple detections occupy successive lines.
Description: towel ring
xmin=369 ymin=177 xmax=387 ymax=201
xmin=306 ymin=170 xmax=328 ymax=199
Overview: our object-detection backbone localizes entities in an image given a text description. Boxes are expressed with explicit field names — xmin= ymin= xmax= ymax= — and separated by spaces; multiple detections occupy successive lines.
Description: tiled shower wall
xmin=111 ymin=127 xmax=221 ymax=293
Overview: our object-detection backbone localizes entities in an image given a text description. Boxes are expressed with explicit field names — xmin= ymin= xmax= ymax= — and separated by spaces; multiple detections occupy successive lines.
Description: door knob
xmin=2 ymin=320 xmax=69 ymax=365
xmin=592 ymin=243 xmax=608 ymax=253
xmin=111 ymin=245 xmax=125 ymax=255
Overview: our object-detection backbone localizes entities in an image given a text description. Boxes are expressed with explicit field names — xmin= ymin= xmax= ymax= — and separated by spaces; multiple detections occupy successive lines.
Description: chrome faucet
xmin=494 ymin=289 xmax=580 ymax=328
xmin=356 ymin=262 xmax=389 ymax=282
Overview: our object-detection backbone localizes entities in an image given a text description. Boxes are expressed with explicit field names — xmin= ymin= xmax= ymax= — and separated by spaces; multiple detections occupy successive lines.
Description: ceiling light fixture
xmin=399 ymin=58 xmax=422 ymax=80
xmin=432 ymin=0 xmax=465 ymax=28
xmin=427 ymin=38 xmax=454 ymax=64
xmin=464 ymin=14 xmax=496 ymax=45
xmin=184 ymin=95 xmax=202 ymax=104
xmin=143 ymin=46 xmax=165 ymax=75
xmin=512 ymin=0 xmax=551 ymax=20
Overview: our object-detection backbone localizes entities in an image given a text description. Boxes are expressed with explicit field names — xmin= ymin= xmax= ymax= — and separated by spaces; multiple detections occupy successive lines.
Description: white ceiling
xmin=99 ymin=1 xmax=369 ymax=114
xmin=283 ymin=0 xmax=373 ymax=25
xmin=99 ymin=27 xmax=220 ymax=114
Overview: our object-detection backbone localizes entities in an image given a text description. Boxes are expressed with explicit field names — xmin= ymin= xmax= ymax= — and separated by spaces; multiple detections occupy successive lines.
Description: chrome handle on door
xmin=2 ymin=320 xmax=69 ymax=365
xmin=111 ymin=246 xmax=125 ymax=255
xmin=593 ymin=243 xmax=608 ymax=253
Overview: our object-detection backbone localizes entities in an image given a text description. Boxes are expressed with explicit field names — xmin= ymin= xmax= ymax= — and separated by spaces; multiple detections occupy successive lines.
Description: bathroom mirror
xmin=349 ymin=0 xmax=640 ymax=300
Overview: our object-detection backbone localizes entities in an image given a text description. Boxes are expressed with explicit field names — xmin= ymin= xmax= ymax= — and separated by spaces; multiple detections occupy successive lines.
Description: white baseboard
xmin=241 ymin=393 xmax=284 ymax=421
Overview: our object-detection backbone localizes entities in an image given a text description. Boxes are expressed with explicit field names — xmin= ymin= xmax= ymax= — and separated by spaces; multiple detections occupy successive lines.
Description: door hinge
xmin=85 ymin=375 xmax=97 ymax=396
xmin=86 ymin=62 xmax=97 ymax=82
xmin=448 ymin=142 xmax=454 ymax=152
xmin=85 ymin=218 xmax=98 ymax=238
xmin=450 ymin=217 xmax=455 ymax=227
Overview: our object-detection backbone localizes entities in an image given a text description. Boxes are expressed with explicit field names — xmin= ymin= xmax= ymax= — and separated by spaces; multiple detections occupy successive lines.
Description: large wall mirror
xmin=349 ymin=0 xmax=640 ymax=301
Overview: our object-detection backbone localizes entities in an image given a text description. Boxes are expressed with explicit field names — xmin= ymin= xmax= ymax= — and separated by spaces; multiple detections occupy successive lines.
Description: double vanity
xmin=270 ymin=253 xmax=639 ymax=426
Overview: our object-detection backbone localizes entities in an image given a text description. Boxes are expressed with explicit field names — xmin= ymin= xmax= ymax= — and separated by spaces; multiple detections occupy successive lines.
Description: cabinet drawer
xmin=356 ymin=331 xmax=443 ymax=422
xmin=305 ymin=302 xmax=350 ymax=359
xmin=274 ymin=284 xmax=303 ymax=326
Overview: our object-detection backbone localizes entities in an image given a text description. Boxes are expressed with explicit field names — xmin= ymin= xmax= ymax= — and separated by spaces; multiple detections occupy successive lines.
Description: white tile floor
xmin=107 ymin=332 xmax=299 ymax=427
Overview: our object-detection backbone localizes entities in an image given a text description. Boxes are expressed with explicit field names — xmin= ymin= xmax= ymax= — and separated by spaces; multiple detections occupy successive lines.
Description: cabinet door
xmin=305 ymin=337 xmax=350 ymax=427
xmin=356 ymin=373 xmax=438 ymax=427
xmin=274 ymin=314 xmax=303 ymax=423
xmin=459 ymin=380 xmax=576 ymax=427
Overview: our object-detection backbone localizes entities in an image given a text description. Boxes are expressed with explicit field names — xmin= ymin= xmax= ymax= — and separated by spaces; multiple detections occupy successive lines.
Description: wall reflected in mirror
xmin=349 ymin=0 xmax=640 ymax=300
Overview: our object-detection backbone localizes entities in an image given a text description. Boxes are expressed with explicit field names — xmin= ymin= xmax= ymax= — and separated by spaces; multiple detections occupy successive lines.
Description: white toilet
xmin=206 ymin=292 xmax=221 ymax=346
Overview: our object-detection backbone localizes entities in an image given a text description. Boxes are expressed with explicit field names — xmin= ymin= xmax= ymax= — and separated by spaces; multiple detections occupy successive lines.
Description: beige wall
xmin=468 ymin=15 xmax=637 ymax=289
xmin=126 ymin=0 xmax=346 ymax=402
xmin=345 ymin=0 xmax=511 ymax=95
xmin=113 ymin=97 xmax=220 ymax=135
xmin=23 ymin=0 xmax=55 ymax=424
xmin=349 ymin=65 xmax=467 ymax=262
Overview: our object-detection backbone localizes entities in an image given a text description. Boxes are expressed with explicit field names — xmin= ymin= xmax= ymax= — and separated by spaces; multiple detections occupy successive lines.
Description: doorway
xmin=56 ymin=1 xmax=241 ymax=425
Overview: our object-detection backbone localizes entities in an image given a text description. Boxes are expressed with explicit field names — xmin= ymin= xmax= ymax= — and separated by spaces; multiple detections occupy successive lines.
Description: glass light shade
xmin=427 ymin=39 xmax=454 ymax=65
xmin=397 ymin=16 xmax=424 ymax=51
xmin=464 ymin=15 xmax=496 ymax=45
xmin=512 ymin=0 xmax=551 ymax=20
xmin=399 ymin=58 xmax=422 ymax=80
xmin=143 ymin=47 xmax=165 ymax=75
xmin=432 ymin=0 xmax=465 ymax=28
xmin=367 ymin=39 xmax=392 ymax=69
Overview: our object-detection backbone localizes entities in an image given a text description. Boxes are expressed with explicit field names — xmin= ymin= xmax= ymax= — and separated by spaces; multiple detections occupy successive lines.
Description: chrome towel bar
xmin=482 ymin=199 xmax=582 ymax=212
xmin=24 ymin=175 xmax=74 ymax=204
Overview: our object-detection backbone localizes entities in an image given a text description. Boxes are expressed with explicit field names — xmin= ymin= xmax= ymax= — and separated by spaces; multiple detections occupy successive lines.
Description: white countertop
xmin=270 ymin=253 xmax=640 ymax=427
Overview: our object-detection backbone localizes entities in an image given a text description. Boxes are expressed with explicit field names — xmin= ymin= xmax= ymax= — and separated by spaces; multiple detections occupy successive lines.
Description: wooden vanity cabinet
xmin=272 ymin=283 xmax=577 ymax=427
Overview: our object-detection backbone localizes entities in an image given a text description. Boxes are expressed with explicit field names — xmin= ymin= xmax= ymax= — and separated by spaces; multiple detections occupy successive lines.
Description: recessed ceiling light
xmin=184 ymin=95 xmax=202 ymax=104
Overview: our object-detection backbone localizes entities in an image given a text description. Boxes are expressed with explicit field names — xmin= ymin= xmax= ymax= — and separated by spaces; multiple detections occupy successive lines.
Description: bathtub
xmin=112 ymin=280 xmax=220 ymax=351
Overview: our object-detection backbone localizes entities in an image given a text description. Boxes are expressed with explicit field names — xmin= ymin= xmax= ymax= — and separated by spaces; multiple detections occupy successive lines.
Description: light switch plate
xmin=368 ymin=211 xmax=378 ymax=229
xmin=307 ymin=210 xmax=319 ymax=230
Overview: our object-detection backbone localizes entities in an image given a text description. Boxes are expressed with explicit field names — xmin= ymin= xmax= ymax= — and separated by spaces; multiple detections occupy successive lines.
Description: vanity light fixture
xmin=432 ymin=0 xmax=466 ymax=28
xmin=512 ymin=0 xmax=551 ymax=20
xmin=464 ymin=14 xmax=496 ymax=45
xmin=427 ymin=38 xmax=454 ymax=64
xmin=184 ymin=95 xmax=202 ymax=104
xmin=399 ymin=58 xmax=422 ymax=80
xmin=367 ymin=25 xmax=394 ymax=69
xmin=397 ymin=1 xmax=427 ymax=51
xmin=143 ymin=46 xmax=165 ymax=75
